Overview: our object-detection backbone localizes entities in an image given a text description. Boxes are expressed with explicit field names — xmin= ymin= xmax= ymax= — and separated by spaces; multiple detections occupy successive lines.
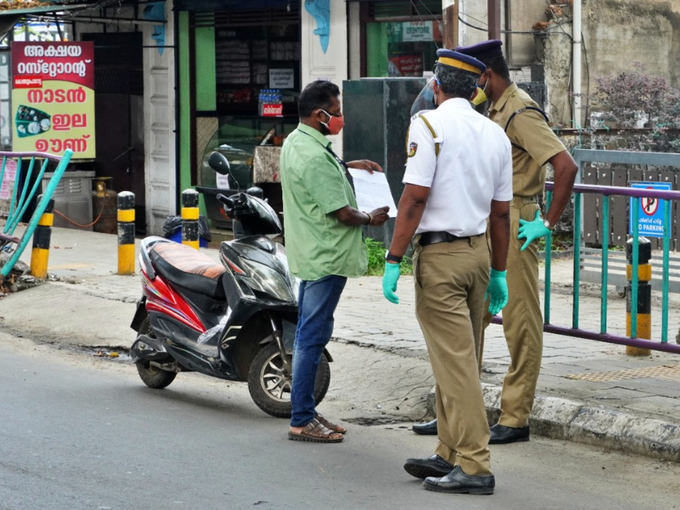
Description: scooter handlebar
xmin=216 ymin=193 xmax=236 ymax=208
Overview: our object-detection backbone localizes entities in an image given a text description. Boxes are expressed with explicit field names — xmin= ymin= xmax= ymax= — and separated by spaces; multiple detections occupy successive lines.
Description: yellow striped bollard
xmin=626 ymin=237 xmax=652 ymax=356
xmin=181 ymin=189 xmax=200 ymax=250
xmin=117 ymin=191 xmax=136 ymax=275
xmin=30 ymin=196 xmax=54 ymax=279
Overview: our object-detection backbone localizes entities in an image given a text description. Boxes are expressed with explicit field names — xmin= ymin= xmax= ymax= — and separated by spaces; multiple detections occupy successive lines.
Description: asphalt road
xmin=1 ymin=332 xmax=679 ymax=510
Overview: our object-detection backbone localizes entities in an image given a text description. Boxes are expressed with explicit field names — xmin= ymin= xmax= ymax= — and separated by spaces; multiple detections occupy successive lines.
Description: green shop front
xmin=176 ymin=0 xmax=303 ymax=234
xmin=357 ymin=0 xmax=442 ymax=78
xmin=175 ymin=0 xmax=443 ymax=235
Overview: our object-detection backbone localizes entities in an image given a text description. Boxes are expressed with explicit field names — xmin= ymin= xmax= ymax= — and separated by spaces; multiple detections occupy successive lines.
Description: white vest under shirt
xmin=403 ymin=97 xmax=513 ymax=237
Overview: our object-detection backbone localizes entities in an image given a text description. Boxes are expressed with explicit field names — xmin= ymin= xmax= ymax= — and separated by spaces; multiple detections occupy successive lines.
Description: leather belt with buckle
xmin=419 ymin=231 xmax=470 ymax=247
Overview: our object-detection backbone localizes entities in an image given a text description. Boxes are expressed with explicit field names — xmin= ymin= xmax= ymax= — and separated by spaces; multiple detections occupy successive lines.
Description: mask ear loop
xmin=318 ymin=108 xmax=331 ymax=130
xmin=432 ymin=62 xmax=441 ymax=87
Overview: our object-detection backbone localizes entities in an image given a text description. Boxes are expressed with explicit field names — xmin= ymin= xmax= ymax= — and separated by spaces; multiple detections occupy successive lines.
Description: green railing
xmin=0 ymin=150 xmax=73 ymax=278
xmin=547 ymin=150 xmax=680 ymax=354
xmin=493 ymin=149 xmax=680 ymax=354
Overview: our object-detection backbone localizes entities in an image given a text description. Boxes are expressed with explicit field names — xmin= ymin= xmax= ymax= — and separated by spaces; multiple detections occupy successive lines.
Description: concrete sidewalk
xmin=1 ymin=227 xmax=680 ymax=461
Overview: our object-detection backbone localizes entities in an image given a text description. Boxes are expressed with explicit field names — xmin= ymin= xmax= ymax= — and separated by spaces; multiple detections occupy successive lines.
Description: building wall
xmin=537 ymin=0 xmax=680 ymax=128
xmin=143 ymin=1 xmax=176 ymax=236
xmin=348 ymin=2 xmax=361 ymax=80
xmin=584 ymin=0 xmax=679 ymax=87
xmin=300 ymin=0 xmax=348 ymax=156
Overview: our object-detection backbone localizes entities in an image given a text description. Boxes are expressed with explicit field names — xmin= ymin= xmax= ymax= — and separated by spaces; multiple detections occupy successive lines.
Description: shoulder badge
xmin=408 ymin=142 xmax=418 ymax=157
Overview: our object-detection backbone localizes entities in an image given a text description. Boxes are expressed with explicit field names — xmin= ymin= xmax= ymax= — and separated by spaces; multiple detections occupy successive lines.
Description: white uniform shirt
xmin=403 ymin=97 xmax=513 ymax=237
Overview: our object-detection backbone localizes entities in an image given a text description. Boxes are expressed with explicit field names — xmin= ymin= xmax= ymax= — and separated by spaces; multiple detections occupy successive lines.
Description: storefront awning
xmin=0 ymin=2 xmax=101 ymax=17
xmin=176 ymin=0 xmax=297 ymax=11
xmin=0 ymin=1 xmax=153 ymax=39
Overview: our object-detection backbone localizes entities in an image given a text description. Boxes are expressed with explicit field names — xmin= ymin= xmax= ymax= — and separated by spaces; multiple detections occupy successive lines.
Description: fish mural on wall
xmin=305 ymin=0 xmax=330 ymax=54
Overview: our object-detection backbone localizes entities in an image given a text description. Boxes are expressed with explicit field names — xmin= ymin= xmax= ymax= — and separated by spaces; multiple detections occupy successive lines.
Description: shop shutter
xmin=178 ymin=0 xmax=297 ymax=12
xmin=193 ymin=4 xmax=300 ymax=28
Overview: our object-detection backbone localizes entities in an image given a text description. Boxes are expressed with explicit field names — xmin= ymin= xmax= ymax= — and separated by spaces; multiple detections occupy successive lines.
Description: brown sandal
xmin=288 ymin=418 xmax=344 ymax=443
xmin=315 ymin=413 xmax=347 ymax=434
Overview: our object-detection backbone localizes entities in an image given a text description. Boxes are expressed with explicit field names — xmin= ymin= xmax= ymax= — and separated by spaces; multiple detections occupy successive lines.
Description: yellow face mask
xmin=470 ymin=77 xmax=489 ymax=106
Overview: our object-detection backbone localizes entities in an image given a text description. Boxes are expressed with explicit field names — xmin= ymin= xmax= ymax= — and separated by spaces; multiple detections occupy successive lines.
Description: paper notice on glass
xmin=216 ymin=172 xmax=231 ymax=190
xmin=347 ymin=168 xmax=398 ymax=218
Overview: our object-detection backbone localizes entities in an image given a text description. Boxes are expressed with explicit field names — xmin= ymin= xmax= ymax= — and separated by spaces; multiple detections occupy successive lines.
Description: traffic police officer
xmin=382 ymin=50 xmax=513 ymax=495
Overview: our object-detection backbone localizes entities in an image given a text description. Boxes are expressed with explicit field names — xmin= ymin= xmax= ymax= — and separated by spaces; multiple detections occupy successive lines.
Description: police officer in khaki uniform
xmin=382 ymin=50 xmax=512 ymax=495
xmin=456 ymin=40 xmax=579 ymax=443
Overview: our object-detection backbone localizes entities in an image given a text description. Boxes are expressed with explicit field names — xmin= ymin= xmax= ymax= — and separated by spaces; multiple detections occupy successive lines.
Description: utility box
xmin=343 ymin=77 xmax=426 ymax=246
xmin=42 ymin=170 xmax=95 ymax=231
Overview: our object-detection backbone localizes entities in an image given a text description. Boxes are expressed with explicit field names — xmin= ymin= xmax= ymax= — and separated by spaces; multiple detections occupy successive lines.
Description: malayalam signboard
xmin=388 ymin=54 xmax=424 ymax=77
xmin=628 ymin=181 xmax=672 ymax=238
xmin=11 ymin=41 xmax=95 ymax=159
xmin=387 ymin=21 xmax=442 ymax=43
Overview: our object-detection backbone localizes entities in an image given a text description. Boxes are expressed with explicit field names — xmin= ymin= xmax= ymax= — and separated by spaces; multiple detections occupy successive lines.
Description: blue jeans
xmin=290 ymin=275 xmax=347 ymax=427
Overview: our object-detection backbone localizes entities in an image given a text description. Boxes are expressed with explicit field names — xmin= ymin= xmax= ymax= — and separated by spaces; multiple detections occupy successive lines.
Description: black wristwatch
xmin=385 ymin=251 xmax=403 ymax=263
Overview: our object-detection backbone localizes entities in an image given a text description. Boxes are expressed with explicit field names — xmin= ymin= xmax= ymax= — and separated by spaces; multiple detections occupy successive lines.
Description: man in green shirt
xmin=281 ymin=79 xmax=390 ymax=443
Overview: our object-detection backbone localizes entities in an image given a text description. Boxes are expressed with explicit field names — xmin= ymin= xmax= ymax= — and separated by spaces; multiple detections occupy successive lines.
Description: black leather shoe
xmin=404 ymin=454 xmax=454 ymax=479
xmin=423 ymin=465 xmax=495 ymax=495
xmin=489 ymin=423 xmax=530 ymax=444
xmin=412 ymin=418 xmax=438 ymax=435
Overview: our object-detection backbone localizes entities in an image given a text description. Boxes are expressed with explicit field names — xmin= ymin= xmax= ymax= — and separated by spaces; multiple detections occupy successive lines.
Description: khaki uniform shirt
xmin=489 ymin=83 xmax=566 ymax=198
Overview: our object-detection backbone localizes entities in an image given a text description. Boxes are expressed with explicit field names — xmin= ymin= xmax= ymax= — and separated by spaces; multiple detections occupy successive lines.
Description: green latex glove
xmin=382 ymin=262 xmax=401 ymax=304
xmin=518 ymin=211 xmax=552 ymax=251
xmin=485 ymin=268 xmax=508 ymax=315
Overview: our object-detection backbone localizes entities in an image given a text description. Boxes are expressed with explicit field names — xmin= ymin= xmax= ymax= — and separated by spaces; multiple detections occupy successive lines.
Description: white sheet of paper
xmin=216 ymin=172 xmax=231 ymax=190
xmin=347 ymin=168 xmax=398 ymax=218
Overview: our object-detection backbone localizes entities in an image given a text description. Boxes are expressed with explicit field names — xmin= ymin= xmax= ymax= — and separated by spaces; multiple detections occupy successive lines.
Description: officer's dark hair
xmin=435 ymin=64 xmax=478 ymax=99
xmin=484 ymin=55 xmax=511 ymax=80
xmin=298 ymin=80 xmax=340 ymax=118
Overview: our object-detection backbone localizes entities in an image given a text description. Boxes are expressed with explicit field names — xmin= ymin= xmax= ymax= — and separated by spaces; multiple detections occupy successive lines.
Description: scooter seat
xmin=150 ymin=242 xmax=226 ymax=299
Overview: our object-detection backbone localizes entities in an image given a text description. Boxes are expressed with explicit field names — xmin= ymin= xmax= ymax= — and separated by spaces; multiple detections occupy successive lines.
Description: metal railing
xmin=543 ymin=181 xmax=680 ymax=354
xmin=0 ymin=150 xmax=73 ymax=278
xmin=492 ymin=149 xmax=680 ymax=354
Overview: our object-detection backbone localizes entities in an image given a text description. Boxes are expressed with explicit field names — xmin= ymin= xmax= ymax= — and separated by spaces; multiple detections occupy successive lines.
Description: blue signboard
xmin=628 ymin=181 xmax=672 ymax=238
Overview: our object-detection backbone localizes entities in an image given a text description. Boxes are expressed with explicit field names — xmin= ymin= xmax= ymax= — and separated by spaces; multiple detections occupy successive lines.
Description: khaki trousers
xmin=413 ymin=234 xmax=491 ymax=476
xmin=482 ymin=196 xmax=542 ymax=428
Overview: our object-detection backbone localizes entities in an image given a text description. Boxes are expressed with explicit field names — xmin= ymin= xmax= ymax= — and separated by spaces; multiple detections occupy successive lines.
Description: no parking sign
xmin=628 ymin=181 xmax=672 ymax=238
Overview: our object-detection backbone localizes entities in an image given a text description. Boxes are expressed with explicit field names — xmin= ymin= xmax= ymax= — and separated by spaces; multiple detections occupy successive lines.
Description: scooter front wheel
xmin=248 ymin=342 xmax=330 ymax=418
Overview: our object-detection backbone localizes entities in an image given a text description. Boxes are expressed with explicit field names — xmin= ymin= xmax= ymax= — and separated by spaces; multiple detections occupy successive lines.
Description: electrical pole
xmin=488 ymin=0 xmax=501 ymax=39
xmin=441 ymin=0 xmax=459 ymax=49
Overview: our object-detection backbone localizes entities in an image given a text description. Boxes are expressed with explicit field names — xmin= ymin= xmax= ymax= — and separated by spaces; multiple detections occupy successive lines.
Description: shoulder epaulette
xmin=406 ymin=111 xmax=441 ymax=157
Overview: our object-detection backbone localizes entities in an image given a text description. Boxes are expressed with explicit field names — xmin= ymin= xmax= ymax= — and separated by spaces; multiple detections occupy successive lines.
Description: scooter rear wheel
xmin=134 ymin=318 xmax=177 ymax=389
xmin=136 ymin=361 xmax=177 ymax=389
xmin=248 ymin=342 xmax=330 ymax=418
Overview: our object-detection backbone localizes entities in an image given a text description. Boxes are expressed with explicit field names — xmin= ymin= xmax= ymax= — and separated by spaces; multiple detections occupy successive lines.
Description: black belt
xmin=419 ymin=231 xmax=470 ymax=247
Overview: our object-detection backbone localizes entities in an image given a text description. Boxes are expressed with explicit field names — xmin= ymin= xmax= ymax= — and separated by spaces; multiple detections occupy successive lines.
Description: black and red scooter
xmin=130 ymin=152 xmax=331 ymax=418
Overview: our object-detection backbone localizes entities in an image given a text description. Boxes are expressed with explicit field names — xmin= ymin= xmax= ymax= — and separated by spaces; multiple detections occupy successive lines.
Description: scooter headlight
xmin=239 ymin=258 xmax=296 ymax=303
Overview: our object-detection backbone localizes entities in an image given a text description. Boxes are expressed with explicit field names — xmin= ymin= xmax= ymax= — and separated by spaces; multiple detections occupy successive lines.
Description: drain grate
xmin=566 ymin=363 xmax=680 ymax=383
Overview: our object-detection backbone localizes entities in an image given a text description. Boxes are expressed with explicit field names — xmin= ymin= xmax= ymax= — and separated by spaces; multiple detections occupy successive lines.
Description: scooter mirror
xmin=209 ymin=152 xmax=231 ymax=175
